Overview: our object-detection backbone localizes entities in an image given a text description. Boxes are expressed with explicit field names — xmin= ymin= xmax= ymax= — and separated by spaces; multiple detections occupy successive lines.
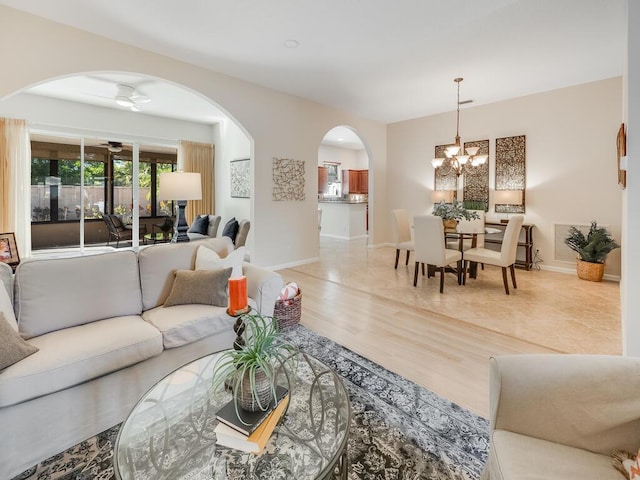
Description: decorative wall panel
xmin=272 ymin=158 xmax=305 ymax=201
xmin=434 ymin=144 xmax=457 ymax=192
xmin=230 ymin=158 xmax=250 ymax=198
xmin=495 ymin=135 xmax=526 ymax=213
xmin=462 ymin=139 xmax=489 ymax=210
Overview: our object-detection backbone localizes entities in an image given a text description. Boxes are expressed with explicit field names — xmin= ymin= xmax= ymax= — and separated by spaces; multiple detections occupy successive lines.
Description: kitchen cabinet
xmin=342 ymin=169 xmax=368 ymax=194
xmin=318 ymin=166 xmax=328 ymax=194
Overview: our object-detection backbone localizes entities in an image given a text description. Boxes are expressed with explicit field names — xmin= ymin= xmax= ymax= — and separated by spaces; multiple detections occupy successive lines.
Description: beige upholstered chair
xmin=482 ymin=354 xmax=640 ymax=480
xmin=391 ymin=209 xmax=414 ymax=269
xmin=235 ymin=219 xmax=250 ymax=248
xmin=463 ymin=215 xmax=524 ymax=294
xmin=413 ymin=214 xmax=462 ymax=293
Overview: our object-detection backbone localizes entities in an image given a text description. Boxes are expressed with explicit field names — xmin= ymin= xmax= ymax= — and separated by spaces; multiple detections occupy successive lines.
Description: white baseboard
xmin=270 ymin=256 xmax=320 ymax=271
xmin=538 ymin=264 xmax=620 ymax=282
xmin=320 ymin=233 xmax=368 ymax=241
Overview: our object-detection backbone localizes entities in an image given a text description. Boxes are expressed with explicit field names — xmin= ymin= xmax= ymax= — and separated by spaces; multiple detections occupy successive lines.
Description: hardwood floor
xmin=276 ymin=237 xmax=622 ymax=417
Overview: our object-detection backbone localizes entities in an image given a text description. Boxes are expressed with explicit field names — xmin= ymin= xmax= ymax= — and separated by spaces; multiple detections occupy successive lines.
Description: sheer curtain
xmin=178 ymin=140 xmax=214 ymax=223
xmin=0 ymin=118 xmax=31 ymax=258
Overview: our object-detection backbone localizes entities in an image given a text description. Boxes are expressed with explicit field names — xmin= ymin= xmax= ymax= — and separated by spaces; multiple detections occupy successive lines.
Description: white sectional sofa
xmin=0 ymin=236 xmax=283 ymax=479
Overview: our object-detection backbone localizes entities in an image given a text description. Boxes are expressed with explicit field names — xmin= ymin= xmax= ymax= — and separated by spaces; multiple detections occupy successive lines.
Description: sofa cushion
xmin=15 ymin=250 xmax=142 ymax=339
xmin=487 ymin=430 xmax=622 ymax=480
xmin=188 ymin=215 xmax=210 ymax=235
xmin=143 ymin=303 xmax=249 ymax=348
xmin=222 ymin=217 xmax=239 ymax=243
xmin=0 ymin=315 xmax=163 ymax=407
xmin=138 ymin=237 xmax=235 ymax=311
xmin=0 ymin=279 xmax=17 ymax=331
xmin=0 ymin=312 xmax=38 ymax=370
xmin=195 ymin=245 xmax=245 ymax=278
xmin=164 ymin=268 xmax=232 ymax=307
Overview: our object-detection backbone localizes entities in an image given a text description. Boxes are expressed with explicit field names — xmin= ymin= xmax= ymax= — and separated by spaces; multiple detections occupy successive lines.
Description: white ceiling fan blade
xmin=131 ymin=94 xmax=151 ymax=103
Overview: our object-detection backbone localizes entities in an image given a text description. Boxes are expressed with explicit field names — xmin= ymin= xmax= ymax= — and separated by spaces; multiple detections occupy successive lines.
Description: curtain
xmin=178 ymin=140 xmax=214 ymax=224
xmin=0 ymin=118 xmax=31 ymax=259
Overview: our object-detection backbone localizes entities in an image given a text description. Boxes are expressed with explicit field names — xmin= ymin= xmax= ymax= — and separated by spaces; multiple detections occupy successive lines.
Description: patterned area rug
xmin=13 ymin=325 xmax=489 ymax=480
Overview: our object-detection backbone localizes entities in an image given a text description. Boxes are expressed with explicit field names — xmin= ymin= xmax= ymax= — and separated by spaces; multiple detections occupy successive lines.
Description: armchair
xmin=482 ymin=354 xmax=640 ymax=480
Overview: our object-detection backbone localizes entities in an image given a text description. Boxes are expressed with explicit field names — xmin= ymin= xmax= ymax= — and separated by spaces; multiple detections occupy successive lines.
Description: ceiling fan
xmin=99 ymin=141 xmax=124 ymax=153
xmin=113 ymin=84 xmax=151 ymax=112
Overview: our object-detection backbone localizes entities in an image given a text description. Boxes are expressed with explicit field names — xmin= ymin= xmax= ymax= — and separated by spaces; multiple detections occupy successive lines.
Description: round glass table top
xmin=114 ymin=350 xmax=351 ymax=480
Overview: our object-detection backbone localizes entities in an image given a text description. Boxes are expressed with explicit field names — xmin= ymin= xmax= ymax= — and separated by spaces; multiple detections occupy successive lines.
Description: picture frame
xmin=0 ymin=232 xmax=20 ymax=270
xmin=230 ymin=158 xmax=251 ymax=198
xmin=617 ymin=123 xmax=626 ymax=189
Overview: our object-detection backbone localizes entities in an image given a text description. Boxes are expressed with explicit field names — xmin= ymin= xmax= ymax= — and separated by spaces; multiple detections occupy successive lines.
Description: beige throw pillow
xmin=195 ymin=245 xmax=245 ymax=278
xmin=0 ymin=312 xmax=39 ymax=370
xmin=0 ymin=283 xmax=18 ymax=331
xmin=164 ymin=268 xmax=232 ymax=308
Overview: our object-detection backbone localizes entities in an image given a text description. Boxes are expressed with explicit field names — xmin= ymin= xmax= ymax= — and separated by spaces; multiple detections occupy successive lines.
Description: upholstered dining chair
xmin=391 ymin=209 xmax=414 ymax=269
xmin=463 ymin=214 xmax=525 ymax=294
xmin=446 ymin=209 xmax=486 ymax=250
xmin=413 ymin=214 xmax=463 ymax=293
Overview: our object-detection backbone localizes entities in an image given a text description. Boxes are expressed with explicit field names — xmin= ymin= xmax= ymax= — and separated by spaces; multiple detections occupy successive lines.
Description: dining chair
xmin=462 ymin=214 xmax=525 ymax=294
xmin=446 ymin=210 xmax=486 ymax=250
xmin=391 ymin=209 xmax=414 ymax=269
xmin=413 ymin=214 xmax=463 ymax=293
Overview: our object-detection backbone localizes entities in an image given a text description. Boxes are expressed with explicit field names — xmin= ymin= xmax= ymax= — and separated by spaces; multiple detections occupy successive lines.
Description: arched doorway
xmin=317 ymin=126 xmax=371 ymax=243
xmin=0 ymin=72 xmax=253 ymax=255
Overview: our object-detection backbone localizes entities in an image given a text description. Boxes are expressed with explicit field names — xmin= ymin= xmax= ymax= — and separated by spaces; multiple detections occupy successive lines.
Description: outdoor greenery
xmin=432 ymin=200 xmax=480 ymax=221
xmin=212 ymin=311 xmax=296 ymax=415
xmin=564 ymin=221 xmax=620 ymax=264
xmin=462 ymin=200 xmax=488 ymax=212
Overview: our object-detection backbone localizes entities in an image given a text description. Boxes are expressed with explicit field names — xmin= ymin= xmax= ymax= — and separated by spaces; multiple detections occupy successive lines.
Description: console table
xmin=484 ymin=221 xmax=535 ymax=270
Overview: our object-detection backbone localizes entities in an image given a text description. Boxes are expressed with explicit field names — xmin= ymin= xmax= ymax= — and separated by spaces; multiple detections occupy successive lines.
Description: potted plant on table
xmin=212 ymin=311 xmax=295 ymax=415
xmin=432 ymin=200 xmax=480 ymax=229
xmin=564 ymin=221 xmax=620 ymax=282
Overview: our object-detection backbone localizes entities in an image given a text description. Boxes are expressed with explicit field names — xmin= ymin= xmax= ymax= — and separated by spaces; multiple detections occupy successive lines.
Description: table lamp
xmin=494 ymin=189 xmax=523 ymax=223
xmin=159 ymin=171 xmax=202 ymax=242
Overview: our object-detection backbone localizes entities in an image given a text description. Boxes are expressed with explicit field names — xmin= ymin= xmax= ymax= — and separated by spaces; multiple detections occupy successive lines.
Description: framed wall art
xmin=0 ymin=232 xmax=20 ymax=271
xmin=495 ymin=135 xmax=526 ymax=214
xmin=230 ymin=158 xmax=250 ymax=198
xmin=273 ymin=158 xmax=305 ymax=201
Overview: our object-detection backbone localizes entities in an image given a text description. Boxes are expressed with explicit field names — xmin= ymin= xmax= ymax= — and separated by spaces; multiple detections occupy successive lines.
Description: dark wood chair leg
xmin=395 ymin=249 xmax=400 ymax=269
xmin=413 ymin=261 xmax=419 ymax=287
xmin=510 ymin=264 xmax=517 ymax=289
xmin=463 ymin=260 xmax=468 ymax=285
xmin=457 ymin=260 xmax=463 ymax=285
xmin=439 ymin=267 xmax=445 ymax=293
xmin=405 ymin=250 xmax=410 ymax=265
xmin=421 ymin=262 xmax=425 ymax=276
xmin=501 ymin=267 xmax=510 ymax=295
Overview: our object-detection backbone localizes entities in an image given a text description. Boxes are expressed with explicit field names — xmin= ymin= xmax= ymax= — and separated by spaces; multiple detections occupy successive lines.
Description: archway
xmin=0 ymin=71 xmax=254 ymax=255
xmin=317 ymin=126 xmax=372 ymax=243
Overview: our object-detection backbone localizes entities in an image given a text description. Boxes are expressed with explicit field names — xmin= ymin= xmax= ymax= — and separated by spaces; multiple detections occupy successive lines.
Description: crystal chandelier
xmin=431 ymin=77 xmax=487 ymax=176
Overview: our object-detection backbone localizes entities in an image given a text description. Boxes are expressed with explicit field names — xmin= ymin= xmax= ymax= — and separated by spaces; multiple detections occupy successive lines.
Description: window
xmin=30 ymin=140 xmax=177 ymax=224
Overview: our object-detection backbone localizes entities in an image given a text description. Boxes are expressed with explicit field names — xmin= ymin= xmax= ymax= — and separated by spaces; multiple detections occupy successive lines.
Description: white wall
xmin=0 ymin=5 xmax=387 ymax=268
xmin=388 ymin=78 xmax=623 ymax=277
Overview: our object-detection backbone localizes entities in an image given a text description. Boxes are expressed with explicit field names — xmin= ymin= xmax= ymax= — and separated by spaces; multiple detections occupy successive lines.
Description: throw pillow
xmin=0 ymin=312 xmax=39 ymax=370
xmin=613 ymin=450 xmax=640 ymax=479
xmin=164 ymin=268 xmax=232 ymax=308
xmin=0 ymin=283 xmax=18 ymax=331
xmin=187 ymin=215 xmax=210 ymax=235
xmin=222 ymin=217 xmax=240 ymax=243
xmin=195 ymin=245 xmax=245 ymax=278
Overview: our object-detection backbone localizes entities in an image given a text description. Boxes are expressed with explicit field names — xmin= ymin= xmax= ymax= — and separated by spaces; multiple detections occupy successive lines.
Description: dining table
xmin=444 ymin=225 xmax=502 ymax=280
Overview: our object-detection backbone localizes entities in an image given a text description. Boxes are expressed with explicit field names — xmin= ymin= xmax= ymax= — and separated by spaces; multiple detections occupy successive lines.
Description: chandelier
xmin=431 ymin=77 xmax=487 ymax=176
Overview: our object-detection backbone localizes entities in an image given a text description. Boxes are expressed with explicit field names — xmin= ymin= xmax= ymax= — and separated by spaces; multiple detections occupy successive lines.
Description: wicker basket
xmin=576 ymin=259 xmax=605 ymax=282
xmin=274 ymin=289 xmax=302 ymax=329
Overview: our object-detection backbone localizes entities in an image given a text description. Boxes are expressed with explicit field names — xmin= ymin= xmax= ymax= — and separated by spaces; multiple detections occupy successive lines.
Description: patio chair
xmin=103 ymin=214 xmax=132 ymax=248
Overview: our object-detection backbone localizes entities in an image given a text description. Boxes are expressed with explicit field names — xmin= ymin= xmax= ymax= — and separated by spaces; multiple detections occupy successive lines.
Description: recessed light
xmin=283 ymin=39 xmax=299 ymax=48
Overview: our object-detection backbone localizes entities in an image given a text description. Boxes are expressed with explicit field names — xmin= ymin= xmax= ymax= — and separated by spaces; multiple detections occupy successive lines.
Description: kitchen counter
xmin=318 ymin=202 xmax=367 ymax=239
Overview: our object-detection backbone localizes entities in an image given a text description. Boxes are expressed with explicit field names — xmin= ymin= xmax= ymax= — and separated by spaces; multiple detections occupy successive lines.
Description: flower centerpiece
xmin=212 ymin=311 xmax=295 ymax=414
xmin=432 ymin=200 xmax=480 ymax=229
xmin=564 ymin=220 xmax=620 ymax=282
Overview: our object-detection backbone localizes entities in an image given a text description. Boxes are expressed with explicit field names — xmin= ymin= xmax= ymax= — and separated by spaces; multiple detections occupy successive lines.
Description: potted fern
xmin=212 ymin=311 xmax=295 ymax=415
xmin=564 ymin=221 xmax=620 ymax=282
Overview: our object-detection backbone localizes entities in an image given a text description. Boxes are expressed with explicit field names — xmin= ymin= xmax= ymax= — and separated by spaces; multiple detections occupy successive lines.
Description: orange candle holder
xmin=227 ymin=276 xmax=249 ymax=316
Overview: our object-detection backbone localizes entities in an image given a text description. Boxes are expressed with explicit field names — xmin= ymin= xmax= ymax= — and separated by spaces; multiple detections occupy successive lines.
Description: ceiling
xmin=0 ymin=0 xmax=626 ymax=127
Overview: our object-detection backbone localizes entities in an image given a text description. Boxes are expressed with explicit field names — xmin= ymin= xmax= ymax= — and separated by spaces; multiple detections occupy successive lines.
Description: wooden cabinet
xmin=318 ymin=166 xmax=328 ymax=194
xmin=342 ymin=169 xmax=368 ymax=194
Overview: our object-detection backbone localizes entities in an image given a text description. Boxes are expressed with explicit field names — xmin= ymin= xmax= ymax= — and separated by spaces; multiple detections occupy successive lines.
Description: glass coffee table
xmin=114 ymin=351 xmax=351 ymax=480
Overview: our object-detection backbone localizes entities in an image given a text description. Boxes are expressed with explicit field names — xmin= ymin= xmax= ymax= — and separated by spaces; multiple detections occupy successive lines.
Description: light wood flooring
xmin=276 ymin=237 xmax=622 ymax=418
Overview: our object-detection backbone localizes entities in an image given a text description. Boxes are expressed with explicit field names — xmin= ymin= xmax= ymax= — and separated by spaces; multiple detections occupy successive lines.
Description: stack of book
xmin=214 ymin=385 xmax=289 ymax=454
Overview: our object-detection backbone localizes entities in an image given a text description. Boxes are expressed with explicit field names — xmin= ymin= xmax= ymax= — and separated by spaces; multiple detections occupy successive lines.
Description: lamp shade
xmin=494 ymin=189 xmax=523 ymax=205
xmin=159 ymin=172 xmax=202 ymax=201
xmin=431 ymin=190 xmax=455 ymax=203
